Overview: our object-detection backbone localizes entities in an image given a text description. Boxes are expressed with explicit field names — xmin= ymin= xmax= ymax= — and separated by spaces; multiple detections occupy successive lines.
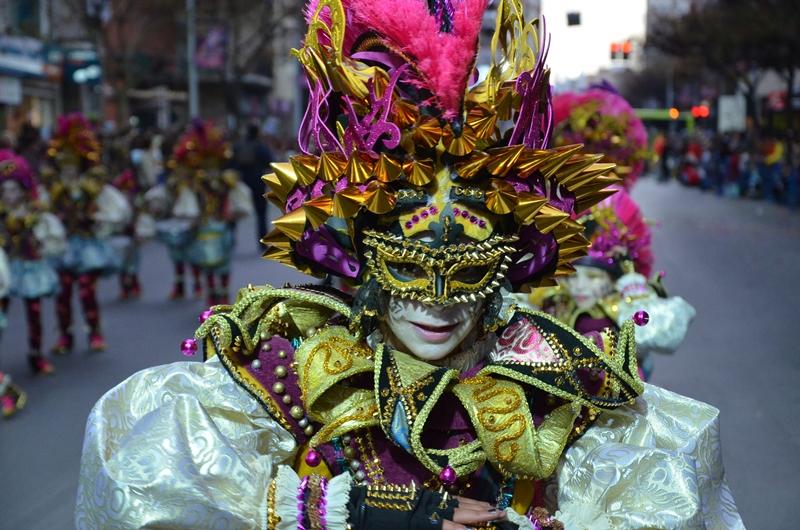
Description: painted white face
xmin=1 ymin=180 xmax=24 ymax=208
xmin=386 ymin=296 xmax=483 ymax=361
xmin=563 ymin=265 xmax=613 ymax=310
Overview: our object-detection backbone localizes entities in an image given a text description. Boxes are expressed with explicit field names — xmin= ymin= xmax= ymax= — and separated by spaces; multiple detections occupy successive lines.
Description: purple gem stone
xmin=421 ymin=211 xmax=429 ymax=218
xmin=633 ymin=310 xmax=650 ymax=326
xmin=431 ymin=206 xmax=439 ymax=214
xmin=412 ymin=215 xmax=420 ymax=223
xmin=305 ymin=448 xmax=322 ymax=467
xmin=439 ymin=465 xmax=457 ymax=485
xmin=469 ymin=215 xmax=477 ymax=224
xmin=461 ymin=210 xmax=469 ymax=218
xmin=453 ymin=207 xmax=460 ymax=215
xmin=405 ymin=221 xmax=413 ymax=229
xmin=478 ymin=220 xmax=487 ymax=228
xmin=199 ymin=309 xmax=213 ymax=323
xmin=181 ymin=338 xmax=198 ymax=356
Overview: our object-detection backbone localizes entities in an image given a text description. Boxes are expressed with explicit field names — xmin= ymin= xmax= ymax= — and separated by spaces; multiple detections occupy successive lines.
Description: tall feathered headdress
xmin=578 ymin=186 xmax=653 ymax=278
xmin=552 ymin=84 xmax=648 ymax=189
xmin=170 ymin=120 xmax=231 ymax=172
xmin=46 ymin=113 xmax=101 ymax=167
xmin=262 ymin=0 xmax=621 ymax=302
xmin=0 ymin=149 xmax=38 ymax=196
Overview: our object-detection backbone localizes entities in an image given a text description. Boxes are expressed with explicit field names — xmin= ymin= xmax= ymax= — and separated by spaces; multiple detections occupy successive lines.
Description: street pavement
xmin=1 ymin=178 xmax=798 ymax=528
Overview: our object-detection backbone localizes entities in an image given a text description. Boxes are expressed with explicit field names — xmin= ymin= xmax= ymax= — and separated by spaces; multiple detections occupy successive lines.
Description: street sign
xmin=717 ymin=95 xmax=746 ymax=133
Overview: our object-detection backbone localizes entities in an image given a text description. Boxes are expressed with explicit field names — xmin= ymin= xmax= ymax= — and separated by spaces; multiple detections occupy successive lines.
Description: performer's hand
xmin=442 ymin=496 xmax=508 ymax=530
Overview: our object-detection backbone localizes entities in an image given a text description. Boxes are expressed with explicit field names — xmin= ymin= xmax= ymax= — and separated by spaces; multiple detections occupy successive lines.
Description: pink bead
xmin=633 ymin=310 xmax=650 ymax=326
xmin=181 ymin=338 xmax=198 ymax=356
xmin=305 ymin=448 xmax=321 ymax=467
xmin=439 ymin=465 xmax=457 ymax=485
xmin=199 ymin=309 xmax=213 ymax=323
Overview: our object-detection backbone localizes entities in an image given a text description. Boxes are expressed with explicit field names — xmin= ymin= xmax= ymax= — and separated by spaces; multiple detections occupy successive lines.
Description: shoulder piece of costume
xmin=197 ymin=286 xmax=643 ymax=482
xmin=195 ymin=284 xmax=355 ymax=443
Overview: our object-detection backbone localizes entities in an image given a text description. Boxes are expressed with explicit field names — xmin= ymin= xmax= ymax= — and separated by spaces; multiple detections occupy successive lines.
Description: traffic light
xmin=691 ymin=105 xmax=710 ymax=118
xmin=622 ymin=40 xmax=633 ymax=59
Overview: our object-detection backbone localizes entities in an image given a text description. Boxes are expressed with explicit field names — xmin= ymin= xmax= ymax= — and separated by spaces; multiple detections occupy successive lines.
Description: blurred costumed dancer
xmin=146 ymin=163 xmax=204 ymax=300
xmin=174 ymin=122 xmax=252 ymax=306
xmin=46 ymin=114 xmax=132 ymax=353
xmin=111 ymin=169 xmax=155 ymax=299
xmin=0 ymin=243 xmax=28 ymax=418
xmin=77 ymin=2 xmax=742 ymax=529
xmin=552 ymin=84 xmax=649 ymax=189
xmin=535 ymin=188 xmax=696 ymax=380
xmin=0 ymin=150 xmax=65 ymax=374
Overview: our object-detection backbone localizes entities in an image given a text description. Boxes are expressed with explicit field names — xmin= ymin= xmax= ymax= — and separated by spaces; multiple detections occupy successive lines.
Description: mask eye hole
xmin=452 ymin=265 xmax=490 ymax=285
xmin=387 ymin=261 xmax=427 ymax=281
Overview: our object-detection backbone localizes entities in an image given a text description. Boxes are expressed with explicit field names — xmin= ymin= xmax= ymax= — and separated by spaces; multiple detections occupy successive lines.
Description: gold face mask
xmin=362 ymin=230 xmax=518 ymax=305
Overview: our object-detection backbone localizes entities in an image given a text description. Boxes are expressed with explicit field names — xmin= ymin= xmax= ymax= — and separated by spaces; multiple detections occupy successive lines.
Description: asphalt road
xmin=1 ymin=178 xmax=798 ymax=528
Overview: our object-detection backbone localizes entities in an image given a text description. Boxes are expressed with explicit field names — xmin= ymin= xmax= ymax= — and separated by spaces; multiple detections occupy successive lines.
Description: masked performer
xmin=0 ymin=244 xmax=27 ymax=418
xmin=0 ymin=150 xmax=65 ymax=374
xmin=111 ymin=168 xmax=155 ymax=299
xmin=536 ymin=187 xmax=696 ymax=380
xmin=177 ymin=122 xmax=253 ymax=306
xmin=76 ymin=2 xmax=742 ymax=529
xmin=146 ymin=162 xmax=204 ymax=300
xmin=552 ymin=84 xmax=648 ymax=189
xmin=46 ymin=113 xmax=131 ymax=353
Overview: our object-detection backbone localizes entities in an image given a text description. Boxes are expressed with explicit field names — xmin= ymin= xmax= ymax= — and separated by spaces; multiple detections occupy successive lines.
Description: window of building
xmin=567 ymin=12 xmax=581 ymax=26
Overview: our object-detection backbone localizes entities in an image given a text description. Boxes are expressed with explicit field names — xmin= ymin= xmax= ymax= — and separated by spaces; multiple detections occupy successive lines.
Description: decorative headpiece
xmin=0 ymin=149 xmax=38 ymax=195
xmin=262 ymin=0 xmax=621 ymax=304
xmin=46 ymin=113 xmax=101 ymax=167
xmin=552 ymin=84 xmax=647 ymax=189
xmin=578 ymin=186 xmax=652 ymax=277
xmin=170 ymin=120 xmax=231 ymax=172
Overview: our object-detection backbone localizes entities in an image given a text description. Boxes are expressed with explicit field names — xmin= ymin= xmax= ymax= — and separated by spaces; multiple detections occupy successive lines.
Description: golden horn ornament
xmin=273 ymin=208 xmax=308 ymax=241
xmin=455 ymin=151 xmax=491 ymax=180
xmin=345 ymin=152 xmax=374 ymax=184
xmin=363 ymin=181 xmax=396 ymax=214
xmin=485 ymin=145 xmax=525 ymax=176
xmin=375 ymin=154 xmax=403 ymax=183
xmin=290 ymin=155 xmax=320 ymax=186
xmin=404 ymin=159 xmax=435 ymax=187
xmin=412 ymin=117 xmax=443 ymax=149
xmin=332 ymin=186 xmax=365 ymax=218
xmin=318 ymin=152 xmax=348 ymax=182
xmin=533 ymin=204 xmax=570 ymax=234
xmin=485 ymin=179 xmax=519 ymax=215
xmin=304 ymin=196 xmax=335 ymax=229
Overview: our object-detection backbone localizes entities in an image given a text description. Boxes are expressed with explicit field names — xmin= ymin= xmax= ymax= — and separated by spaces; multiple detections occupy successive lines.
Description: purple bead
xmin=478 ymin=220 xmax=486 ymax=228
xmin=430 ymin=206 xmax=439 ymax=214
xmin=180 ymin=338 xmax=198 ymax=356
xmin=421 ymin=210 xmax=429 ymax=219
xmin=305 ymin=448 xmax=322 ymax=467
xmin=412 ymin=215 xmax=420 ymax=223
xmin=469 ymin=215 xmax=477 ymax=224
xmin=405 ymin=221 xmax=413 ymax=229
xmin=461 ymin=210 xmax=469 ymax=218
xmin=453 ymin=207 xmax=460 ymax=215
xmin=633 ymin=310 xmax=650 ymax=326
xmin=439 ymin=465 xmax=457 ymax=485
xmin=198 ymin=309 xmax=213 ymax=323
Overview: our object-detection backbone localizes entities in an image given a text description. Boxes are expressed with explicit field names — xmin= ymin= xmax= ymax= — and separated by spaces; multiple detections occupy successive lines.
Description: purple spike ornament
xmin=181 ymin=338 xmax=198 ymax=356
xmin=305 ymin=448 xmax=322 ymax=467
xmin=439 ymin=465 xmax=457 ymax=485
xmin=633 ymin=310 xmax=650 ymax=326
